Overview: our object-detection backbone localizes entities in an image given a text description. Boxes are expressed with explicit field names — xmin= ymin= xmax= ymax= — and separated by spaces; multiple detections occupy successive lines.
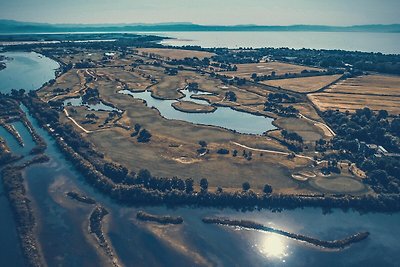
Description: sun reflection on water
xmin=255 ymin=233 xmax=289 ymax=261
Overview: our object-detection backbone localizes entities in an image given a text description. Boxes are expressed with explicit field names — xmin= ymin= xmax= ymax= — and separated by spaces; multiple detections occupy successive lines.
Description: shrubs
xmin=197 ymin=141 xmax=208 ymax=155
xmin=200 ymin=178 xmax=209 ymax=192
xmin=130 ymin=123 xmax=141 ymax=137
xmin=263 ymin=184 xmax=273 ymax=194
xmin=242 ymin=182 xmax=251 ymax=191
xmin=225 ymin=91 xmax=237 ymax=102
xmin=217 ymin=148 xmax=229 ymax=155
xmin=137 ymin=129 xmax=151 ymax=143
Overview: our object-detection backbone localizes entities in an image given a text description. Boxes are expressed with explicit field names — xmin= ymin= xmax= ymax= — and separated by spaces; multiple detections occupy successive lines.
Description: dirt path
xmin=298 ymin=113 xmax=336 ymax=137
xmin=230 ymin=141 xmax=313 ymax=160
xmin=63 ymin=109 xmax=91 ymax=134
xmin=63 ymin=109 xmax=114 ymax=134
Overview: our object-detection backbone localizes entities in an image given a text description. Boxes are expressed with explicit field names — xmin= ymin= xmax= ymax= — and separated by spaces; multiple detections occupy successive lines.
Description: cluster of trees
xmin=210 ymin=62 xmax=237 ymax=71
xmin=81 ymin=88 xmax=100 ymax=104
xmin=321 ymin=160 xmax=341 ymax=175
xmin=217 ymin=148 xmax=230 ymax=155
xmin=281 ymin=130 xmax=303 ymax=143
xmin=168 ymin=57 xmax=210 ymax=69
xmin=130 ymin=123 xmax=151 ymax=142
xmin=251 ymin=69 xmax=343 ymax=82
xmin=164 ymin=67 xmax=178 ymax=76
xmin=225 ymin=91 xmax=237 ymax=102
xmin=264 ymin=93 xmax=299 ymax=117
xmin=89 ymin=206 xmax=112 ymax=256
xmin=268 ymin=93 xmax=296 ymax=103
xmin=210 ymin=73 xmax=247 ymax=86
xmin=281 ymin=130 xmax=304 ymax=152
xmin=322 ymin=108 xmax=400 ymax=193
xmin=208 ymin=47 xmax=400 ymax=75
xmin=281 ymin=130 xmax=303 ymax=152
xmin=264 ymin=102 xmax=299 ymax=117
xmin=75 ymin=61 xmax=95 ymax=69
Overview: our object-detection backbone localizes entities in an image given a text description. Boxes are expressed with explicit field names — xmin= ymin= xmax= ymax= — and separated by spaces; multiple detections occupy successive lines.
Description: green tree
xmin=200 ymin=178 xmax=209 ymax=192
xmin=242 ymin=182 xmax=250 ymax=191
xmin=263 ymin=184 xmax=273 ymax=194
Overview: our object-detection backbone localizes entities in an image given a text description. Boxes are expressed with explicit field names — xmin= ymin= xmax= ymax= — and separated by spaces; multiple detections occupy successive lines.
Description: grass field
xmin=224 ymin=61 xmax=322 ymax=79
xmin=263 ymin=74 xmax=342 ymax=93
xmin=37 ymin=47 xmax=369 ymax=195
xmin=137 ymin=48 xmax=215 ymax=60
xmin=309 ymin=74 xmax=400 ymax=115
xmin=325 ymin=74 xmax=400 ymax=96
xmin=308 ymin=93 xmax=400 ymax=114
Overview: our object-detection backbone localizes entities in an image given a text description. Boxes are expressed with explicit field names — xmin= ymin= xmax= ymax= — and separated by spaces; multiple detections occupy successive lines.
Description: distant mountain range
xmin=1 ymin=20 xmax=400 ymax=33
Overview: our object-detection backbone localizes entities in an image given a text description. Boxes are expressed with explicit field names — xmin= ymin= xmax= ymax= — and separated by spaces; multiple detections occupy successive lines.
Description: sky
xmin=0 ymin=0 xmax=399 ymax=26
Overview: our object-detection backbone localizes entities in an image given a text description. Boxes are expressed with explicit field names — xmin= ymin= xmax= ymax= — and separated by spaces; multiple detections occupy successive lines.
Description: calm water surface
xmin=0 ymin=51 xmax=59 ymax=93
xmin=119 ymin=89 xmax=275 ymax=134
xmin=152 ymin=31 xmax=400 ymax=54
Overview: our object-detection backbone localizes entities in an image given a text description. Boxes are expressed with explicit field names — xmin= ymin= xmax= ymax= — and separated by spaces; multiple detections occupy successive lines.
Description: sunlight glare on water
xmin=256 ymin=233 xmax=289 ymax=261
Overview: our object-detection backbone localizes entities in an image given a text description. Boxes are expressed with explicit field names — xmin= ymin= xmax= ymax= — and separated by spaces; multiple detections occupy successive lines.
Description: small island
xmin=66 ymin=191 xmax=96 ymax=204
xmin=136 ymin=211 xmax=184 ymax=225
xmin=171 ymin=101 xmax=216 ymax=113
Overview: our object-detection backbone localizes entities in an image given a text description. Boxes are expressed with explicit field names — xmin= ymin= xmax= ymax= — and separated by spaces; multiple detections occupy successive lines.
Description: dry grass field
xmin=224 ymin=61 xmax=322 ymax=79
xmin=309 ymin=75 xmax=400 ymax=114
xmin=263 ymin=74 xmax=342 ymax=93
xmin=308 ymin=93 xmax=400 ymax=114
xmin=38 ymin=70 xmax=85 ymax=101
xmin=325 ymin=74 xmax=400 ymax=96
xmin=137 ymin=48 xmax=215 ymax=60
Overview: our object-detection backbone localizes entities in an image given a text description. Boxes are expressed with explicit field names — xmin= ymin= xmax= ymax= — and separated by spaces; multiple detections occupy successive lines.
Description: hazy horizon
xmin=2 ymin=19 xmax=400 ymax=27
xmin=1 ymin=0 xmax=399 ymax=26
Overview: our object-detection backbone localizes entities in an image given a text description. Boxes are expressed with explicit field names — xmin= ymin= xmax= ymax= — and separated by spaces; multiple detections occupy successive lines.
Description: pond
xmin=63 ymin=96 xmax=122 ymax=113
xmin=119 ymin=89 xmax=275 ymax=135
